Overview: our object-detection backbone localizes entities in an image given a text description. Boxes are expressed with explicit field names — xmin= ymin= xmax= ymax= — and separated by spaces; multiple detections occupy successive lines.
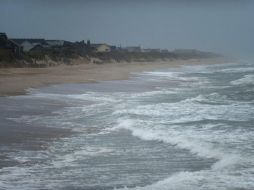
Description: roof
xmin=11 ymin=38 xmax=47 ymax=45
xmin=46 ymin=40 xmax=65 ymax=46
xmin=29 ymin=44 xmax=45 ymax=51
xmin=91 ymin=43 xmax=110 ymax=48
xmin=8 ymin=39 xmax=21 ymax=47
xmin=124 ymin=46 xmax=141 ymax=51
xmin=124 ymin=46 xmax=141 ymax=52
xmin=125 ymin=46 xmax=141 ymax=49
xmin=0 ymin=33 xmax=8 ymax=40
xmin=0 ymin=33 xmax=20 ymax=48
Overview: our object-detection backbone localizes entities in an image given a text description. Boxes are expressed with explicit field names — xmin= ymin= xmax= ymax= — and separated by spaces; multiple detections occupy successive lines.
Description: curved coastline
xmin=0 ymin=58 xmax=228 ymax=96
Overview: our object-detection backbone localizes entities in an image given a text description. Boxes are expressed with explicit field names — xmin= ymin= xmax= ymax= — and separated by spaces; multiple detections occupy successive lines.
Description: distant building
xmin=173 ymin=49 xmax=199 ymax=54
xmin=62 ymin=41 xmax=75 ymax=47
xmin=0 ymin=33 xmax=8 ymax=46
xmin=91 ymin=43 xmax=111 ymax=53
xmin=46 ymin=40 xmax=65 ymax=47
xmin=29 ymin=44 xmax=46 ymax=53
xmin=150 ymin=49 xmax=161 ymax=53
xmin=142 ymin=49 xmax=152 ymax=53
xmin=11 ymin=38 xmax=47 ymax=52
xmin=87 ymin=40 xmax=91 ymax=47
xmin=124 ymin=46 xmax=141 ymax=53
xmin=110 ymin=45 xmax=117 ymax=51
xmin=160 ymin=49 xmax=169 ymax=53
xmin=0 ymin=33 xmax=21 ymax=56
xmin=142 ymin=48 xmax=161 ymax=53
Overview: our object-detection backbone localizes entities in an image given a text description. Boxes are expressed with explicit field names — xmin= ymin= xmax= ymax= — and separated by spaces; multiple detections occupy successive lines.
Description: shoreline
xmin=0 ymin=58 xmax=228 ymax=96
xmin=0 ymin=57 xmax=231 ymax=170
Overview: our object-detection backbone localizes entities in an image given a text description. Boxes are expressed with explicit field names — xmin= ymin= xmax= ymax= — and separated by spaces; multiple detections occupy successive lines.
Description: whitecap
xmin=231 ymin=74 xmax=254 ymax=86
xmin=220 ymin=67 xmax=254 ymax=73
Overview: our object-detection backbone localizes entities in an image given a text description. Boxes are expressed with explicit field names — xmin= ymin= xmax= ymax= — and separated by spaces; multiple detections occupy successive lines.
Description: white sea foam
xmin=51 ymin=146 xmax=113 ymax=168
xmin=141 ymin=71 xmax=203 ymax=82
xmin=189 ymin=93 xmax=229 ymax=102
xmin=116 ymin=119 xmax=240 ymax=168
xmin=181 ymin=62 xmax=241 ymax=73
xmin=231 ymin=74 xmax=254 ymax=85
xmin=181 ymin=63 xmax=254 ymax=76
xmin=141 ymin=71 xmax=180 ymax=77
xmin=2 ymin=61 xmax=254 ymax=190
xmin=114 ymin=97 xmax=253 ymax=123
xmin=220 ymin=67 xmax=254 ymax=73
xmin=7 ymin=91 xmax=118 ymax=129
xmin=67 ymin=93 xmax=121 ymax=103
xmin=118 ymin=168 xmax=254 ymax=190
xmin=115 ymin=118 xmax=254 ymax=190
xmin=127 ymin=90 xmax=177 ymax=98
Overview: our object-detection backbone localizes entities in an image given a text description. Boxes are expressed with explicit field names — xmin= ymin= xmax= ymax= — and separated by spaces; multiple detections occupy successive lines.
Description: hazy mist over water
xmin=1 ymin=0 xmax=254 ymax=58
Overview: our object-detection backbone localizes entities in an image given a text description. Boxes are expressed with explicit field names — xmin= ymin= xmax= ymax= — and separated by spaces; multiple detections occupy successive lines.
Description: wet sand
xmin=0 ymin=58 xmax=224 ymax=96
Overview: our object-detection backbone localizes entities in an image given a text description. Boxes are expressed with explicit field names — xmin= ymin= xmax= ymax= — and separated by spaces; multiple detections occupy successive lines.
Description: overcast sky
xmin=1 ymin=0 xmax=253 ymax=57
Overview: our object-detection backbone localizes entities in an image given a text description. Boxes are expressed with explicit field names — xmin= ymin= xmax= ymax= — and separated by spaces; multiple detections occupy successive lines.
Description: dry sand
xmin=0 ymin=58 xmax=225 ymax=96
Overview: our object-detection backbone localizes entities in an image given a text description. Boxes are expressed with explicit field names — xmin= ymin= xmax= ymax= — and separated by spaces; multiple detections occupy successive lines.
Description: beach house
xmin=124 ymin=46 xmax=141 ymax=53
xmin=0 ymin=33 xmax=21 ymax=57
xmin=11 ymin=38 xmax=48 ymax=52
xmin=45 ymin=40 xmax=65 ymax=47
xmin=142 ymin=48 xmax=161 ymax=53
xmin=91 ymin=43 xmax=111 ymax=53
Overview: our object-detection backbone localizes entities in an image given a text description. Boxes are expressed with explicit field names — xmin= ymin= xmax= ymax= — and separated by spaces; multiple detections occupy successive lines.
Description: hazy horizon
xmin=1 ymin=0 xmax=254 ymax=57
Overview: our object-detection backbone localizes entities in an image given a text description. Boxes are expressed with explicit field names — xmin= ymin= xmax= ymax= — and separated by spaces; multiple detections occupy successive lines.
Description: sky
xmin=1 ymin=0 xmax=254 ymax=57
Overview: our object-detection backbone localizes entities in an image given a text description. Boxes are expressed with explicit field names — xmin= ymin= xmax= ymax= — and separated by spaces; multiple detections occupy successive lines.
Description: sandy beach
xmin=0 ymin=57 xmax=225 ymax=168
xmin=1 ymin=57 xmax=253 ymax=189
xmin=0 ymin=58 xmax=225 ymax=96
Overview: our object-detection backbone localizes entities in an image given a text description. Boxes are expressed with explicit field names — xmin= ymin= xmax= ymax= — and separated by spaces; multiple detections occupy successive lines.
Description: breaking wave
xmin=231 ymin=74 xmax=254 ymax=86
xmin=1 ymin=61 xmax=254 ymax=190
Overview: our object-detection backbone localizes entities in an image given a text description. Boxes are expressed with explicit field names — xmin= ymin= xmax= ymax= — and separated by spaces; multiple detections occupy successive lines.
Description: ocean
xmin=0 ymin=61 xmax=254 ymax=190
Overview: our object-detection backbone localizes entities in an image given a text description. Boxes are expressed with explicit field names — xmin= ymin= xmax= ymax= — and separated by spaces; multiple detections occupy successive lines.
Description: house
xmin=0 ymin=33 xmax=21 ymax=56
xmin=0 ymin=33 xmax=8 ymax=47
xmin=110 ymin=45 xmax=117 ymax=51
xmin=91 ymin=43 xmax=111 ymax=53
xmin=62 ymin=40 xmax=75 ymax=47
xmin=142 ymin=48 xmax=162 ymax=53
xmin=29 ymin=44 xmax=46 ymax=53
xmin=142 ymin=49 xmax=152 ymax=53
xmin=46 ymin=40 xmax=65 ymax=47
xmin=146 ymin=49 xmax=161 ymax=53
xmin=11 ymin=38 xmax=47 ymax=52
xmin=161 ymin=49 xmax=169 ymax=53
xmin=72 ymin=40 xmax=88 ymax=55
xmin=124 ymin=46 xmax=141 ymax=53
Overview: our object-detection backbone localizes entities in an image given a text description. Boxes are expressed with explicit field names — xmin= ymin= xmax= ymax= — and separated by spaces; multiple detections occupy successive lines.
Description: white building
xmin=46 ymin=40 xmax=65 ymax=47
xmin=124 ymin=46 xmax=141 ymax=53
xmin=11 ymin=39 xmax=47 ymax=52
xmin=92 ymin=43 xmax=111 ymax=53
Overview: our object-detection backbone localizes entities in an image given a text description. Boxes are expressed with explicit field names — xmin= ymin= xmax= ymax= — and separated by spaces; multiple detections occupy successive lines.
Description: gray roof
xmin=91 ymin=43 xmax=110 ymax=48
xmin=11 ymin=38 xmax=47 ymax=45
xmin=0 ymin=33 xmax=7 ymax=39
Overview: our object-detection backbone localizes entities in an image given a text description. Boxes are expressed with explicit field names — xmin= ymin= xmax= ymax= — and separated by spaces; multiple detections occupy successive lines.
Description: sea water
xmin=0 ymin=61 xmax=254 ymax=190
